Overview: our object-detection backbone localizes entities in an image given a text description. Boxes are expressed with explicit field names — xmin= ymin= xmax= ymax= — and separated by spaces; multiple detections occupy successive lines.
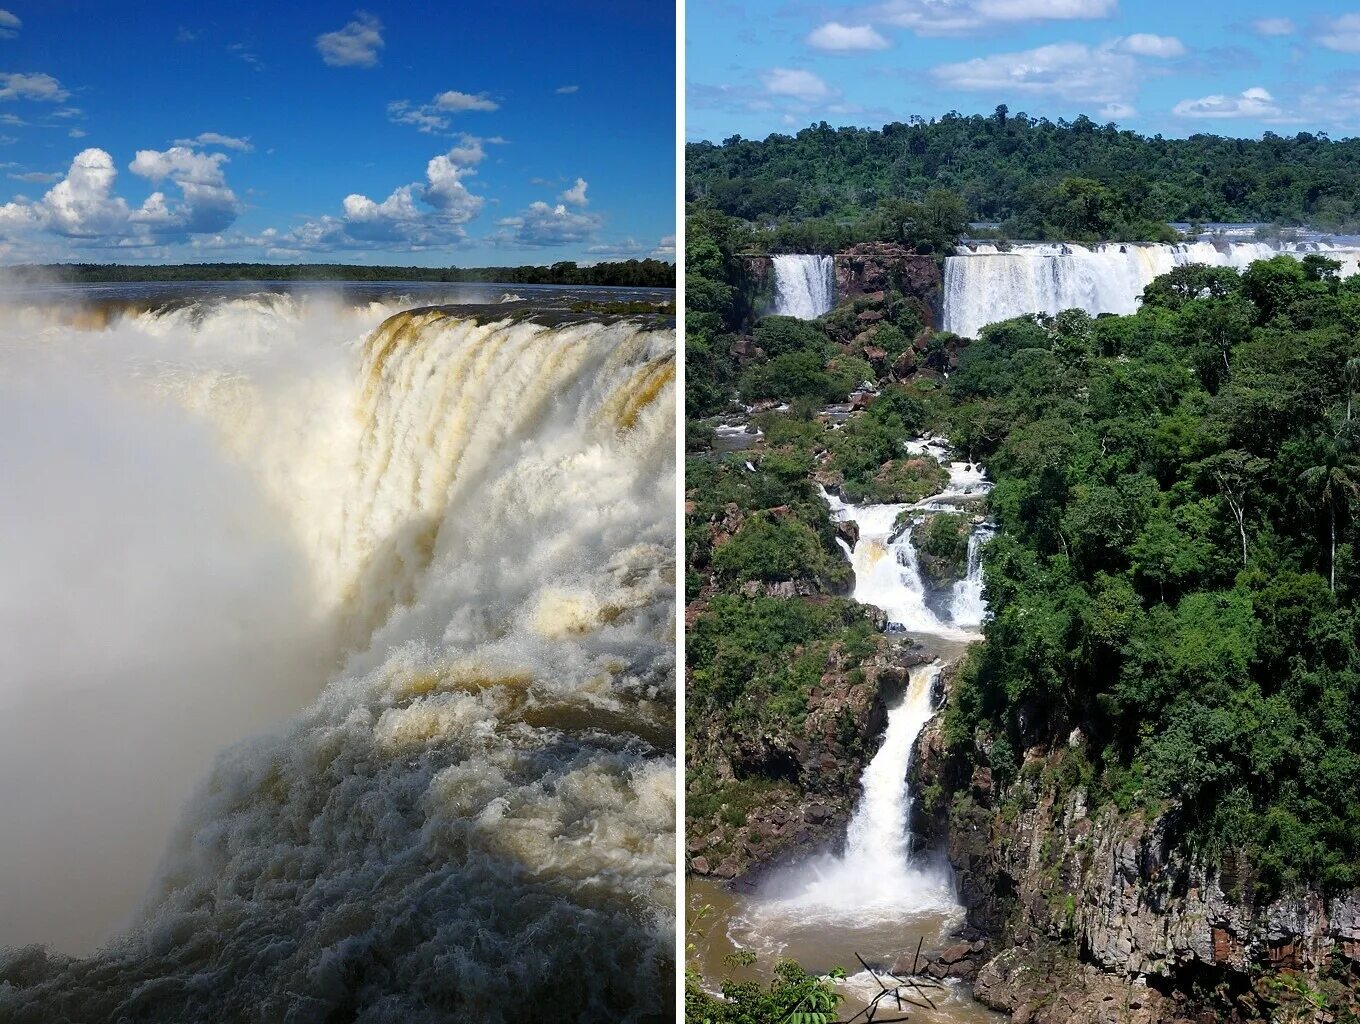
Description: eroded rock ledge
xmin=910 ymin=673 xmax=1360 ymax=1022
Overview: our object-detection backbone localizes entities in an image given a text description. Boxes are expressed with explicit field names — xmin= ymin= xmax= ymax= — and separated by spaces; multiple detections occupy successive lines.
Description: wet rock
xmin=690 ymin=856 xmax=710 ymax=875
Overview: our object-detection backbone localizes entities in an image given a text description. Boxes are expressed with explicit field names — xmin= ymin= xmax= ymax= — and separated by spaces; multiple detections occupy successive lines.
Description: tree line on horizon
xmin=0 ymin=258 xmax=676 ymax=288
xmin=687 ymin=109 xmax=1360 ymax=247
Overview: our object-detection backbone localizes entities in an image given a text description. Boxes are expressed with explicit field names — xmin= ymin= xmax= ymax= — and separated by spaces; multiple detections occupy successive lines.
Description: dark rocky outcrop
xmin=909 ymin=671 xmax=1360 ymax=1023
xmin=832 ymin=243 xmax=941 ymax=327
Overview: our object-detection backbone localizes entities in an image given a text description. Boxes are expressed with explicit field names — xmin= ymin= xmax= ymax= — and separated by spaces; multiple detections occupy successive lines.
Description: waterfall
xmin=758 ymin=663 xmax=956 ymax=922
xmin=950 ymin=523 xmax=996 ymax=629
xmin=822 ymin=445 xmax=994 ymax=639
xmin=0 ymin=296 xmax=677 ymax=1020
xmin=943 ymin=240 xmax=1360 ymax=338
xmin=772 ymin=254 xmax=835 ymax=319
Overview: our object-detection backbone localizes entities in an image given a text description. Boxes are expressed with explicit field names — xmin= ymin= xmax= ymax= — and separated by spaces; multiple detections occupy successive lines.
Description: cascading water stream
xmin=822 ymin=444 xmax=994 ymax=640
xmin=943 ymin=240 xmax=1360 ymax=338
xmin=756 ymin=663 xmax=957 ymax=924
xmin=772 ymin=254 xmax=835 ymax=319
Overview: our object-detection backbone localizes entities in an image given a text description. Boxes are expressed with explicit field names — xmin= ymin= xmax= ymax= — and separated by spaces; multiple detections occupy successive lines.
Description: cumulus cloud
xmin=1318 ymin=14 xmax=1360 ymax=53
xmin=174 ymin=132 xmax=253 ymax=152
xmin=316 ymin=11 xmax=384 ymax=67
xmin=871 ymin=0 xmax=1114 ymax=36
xmin=0 ymin=146 xmax=243 ymax=243
xmin=559 ymin=177 xmax=588 ymax=206
xmin=0 ymin=9 xmax=20 ymax=39
xmin=762 ymin=68 xmax=831 ymax=100
xmin=1172 ymin=86 xmax=1280 ymax=119
xmin=388 ymin=91 xmax=499 ymax=133
xmin=127 ymin=146 xmax=242 ymax=233
xmin=1098 ymin=102 xmax=1136 ymax=120
xmin=931 ymin=42 xmax=1138 ymax=104
xmin=806 ymin=22 xmax=890 ymax=52
xmin=1250 ymin=17 xmax=1296 ymax=37
xmin=1118 ymin=33 xmax=1185 ymax=58
xmin=276 ymin=144 xmax=485 ymax=252
xmin=0 ymin=72 xmax=69 ymax=102
xmin=555 ymin=84 xmax=579 ymax=94
xmin=496 ymin=201 xmax=601 ymax=247
xmin=433 ymin=90 xmax=498 ymax=112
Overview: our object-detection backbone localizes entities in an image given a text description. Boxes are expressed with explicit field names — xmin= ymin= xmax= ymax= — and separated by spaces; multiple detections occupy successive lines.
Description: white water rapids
xmin=943 ymin=239 xmax=1360 ymax=338
xmin=0 ymin=293 xmax=676 ymax=1022
xmin=772 ymin=254 xmax=835 ymax=319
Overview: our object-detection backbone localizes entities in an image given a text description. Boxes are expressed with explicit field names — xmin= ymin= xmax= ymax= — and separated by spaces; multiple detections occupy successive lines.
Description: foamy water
xmin=0 ymin=294 xmax=676 ymax=1021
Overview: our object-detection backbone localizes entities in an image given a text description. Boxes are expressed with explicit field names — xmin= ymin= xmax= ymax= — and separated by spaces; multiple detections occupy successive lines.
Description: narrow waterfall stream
xmin=690 ymin=437 xmax=999 ymax=1021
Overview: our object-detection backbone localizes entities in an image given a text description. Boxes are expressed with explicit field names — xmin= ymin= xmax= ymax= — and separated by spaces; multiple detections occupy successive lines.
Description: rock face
xmin=832 ymin=243 xmax=942 ymax=327
xmin=910 ymin=675 xmax=1360 ymax=1022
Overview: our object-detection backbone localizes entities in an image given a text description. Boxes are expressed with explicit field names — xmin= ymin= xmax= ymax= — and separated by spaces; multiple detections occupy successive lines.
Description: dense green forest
xmin=1 ymin=258 xmax=675 ymax=288
xmin=688 ymin=203 xmax=1360 ymax=911
xmin=687 ymin=110 xmax=1360 ymax=244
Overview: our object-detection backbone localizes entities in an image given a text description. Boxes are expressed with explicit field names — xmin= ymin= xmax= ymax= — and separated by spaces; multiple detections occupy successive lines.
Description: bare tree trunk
xmin=1332 ymin=503 xmax=1337 ymax=592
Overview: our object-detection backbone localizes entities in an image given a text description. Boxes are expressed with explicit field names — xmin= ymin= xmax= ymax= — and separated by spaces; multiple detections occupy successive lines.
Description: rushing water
xmin=691 ymin=438 xmax=998 ymax=1020
xmin=823 ymin=448 xmax=993 ymax=638
xmin=772 ymin=254 xmax=835 ymax=319
xmin=0 ymin=287 xmax=676 ymax=1021
xmin=943 ymin=239 xmax=1360 ymax=338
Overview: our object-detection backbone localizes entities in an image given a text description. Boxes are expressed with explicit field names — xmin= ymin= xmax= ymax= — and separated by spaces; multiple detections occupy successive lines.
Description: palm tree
xmin=1300 ymin=435 xmax=1360 ymax=591
xmin=1345 ymin=356 xmax=1360 ymax=421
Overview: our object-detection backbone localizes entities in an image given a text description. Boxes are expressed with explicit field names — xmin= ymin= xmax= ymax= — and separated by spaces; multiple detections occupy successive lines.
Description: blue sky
xmin=0 ymin=1 xmax=675 ymax=265
xmin=688 ymin=0 xmax=1360 ymax=143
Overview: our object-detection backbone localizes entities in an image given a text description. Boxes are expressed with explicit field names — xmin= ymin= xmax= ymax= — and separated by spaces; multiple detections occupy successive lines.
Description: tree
xmin=1299 ymin=434 xmax=1360 ymax=591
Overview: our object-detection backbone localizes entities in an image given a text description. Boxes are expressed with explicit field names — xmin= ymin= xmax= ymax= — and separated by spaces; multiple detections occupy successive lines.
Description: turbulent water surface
xmin=0 ymin=284 xmax=676 ymax=1022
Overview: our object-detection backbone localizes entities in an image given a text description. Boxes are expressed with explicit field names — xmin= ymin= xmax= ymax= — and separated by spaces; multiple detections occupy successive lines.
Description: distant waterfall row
xmin=943 ymin=240 xmax=1360 ymax=339
xmin=772 ymin=254 xmax=835 ymax=319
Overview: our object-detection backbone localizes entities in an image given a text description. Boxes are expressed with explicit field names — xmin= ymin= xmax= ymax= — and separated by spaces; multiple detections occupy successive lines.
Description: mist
xmin=0 ymin=364 xmax=329 ymax=953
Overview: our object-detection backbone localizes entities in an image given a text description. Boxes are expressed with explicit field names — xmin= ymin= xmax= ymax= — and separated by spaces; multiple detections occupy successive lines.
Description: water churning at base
xmin=0 ymin=296 xmax=676 ymax=1023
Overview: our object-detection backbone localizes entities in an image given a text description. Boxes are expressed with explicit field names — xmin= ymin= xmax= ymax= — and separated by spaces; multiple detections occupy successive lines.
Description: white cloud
xmin=872 ymin=0 xmax=1114 ymax=36
xmin=1172 ymin=86 xmax=1280 ymax=119
xmin=0 ymin=9 xmax=21 ymax=39
xmin=67 ymin=128 xmax=85 ymax=139
xmin=0 ymin=72 xmax=69 ymax=102
xmin=555 ymin=84 xmax=579 ymax=94
xmin=1098 ymin=102 xmax=1136 ymax=120
xmin=559 ymin=177 xmax=588 ymax=206
xmin=931 ymin=42 xmax=1138 ymax=104
xmin=806 ymin=22 xmax=890 ymax=52
xmin=277 ymin=143 xmax=485 ymax=251
xmin=496 ymin=201 xmax=601 ymax=247
xmin=1250 ymin=17 xmax=1295 ymax=37
xmin=1118 ymin=33 xmax=1185 ymax=58
xmin=387 ymin=101 xmax=446 ymax=133
xmin=388 ymin=91 xmax=498 ymax=133
xmin=128 ymin=146 xmax=242 ymax=233
xmin=1319 ymin=14 xmax=1360 ymax=53
xmin=316 ymin=11 xmax=384 ymax=68
xmin=762 ymin=68 xmax=831 ymax=100
xmin=433 ymin=90 xmax=498 ymax=112
xmin=174 ymin=132 xmax=253 ymax=152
